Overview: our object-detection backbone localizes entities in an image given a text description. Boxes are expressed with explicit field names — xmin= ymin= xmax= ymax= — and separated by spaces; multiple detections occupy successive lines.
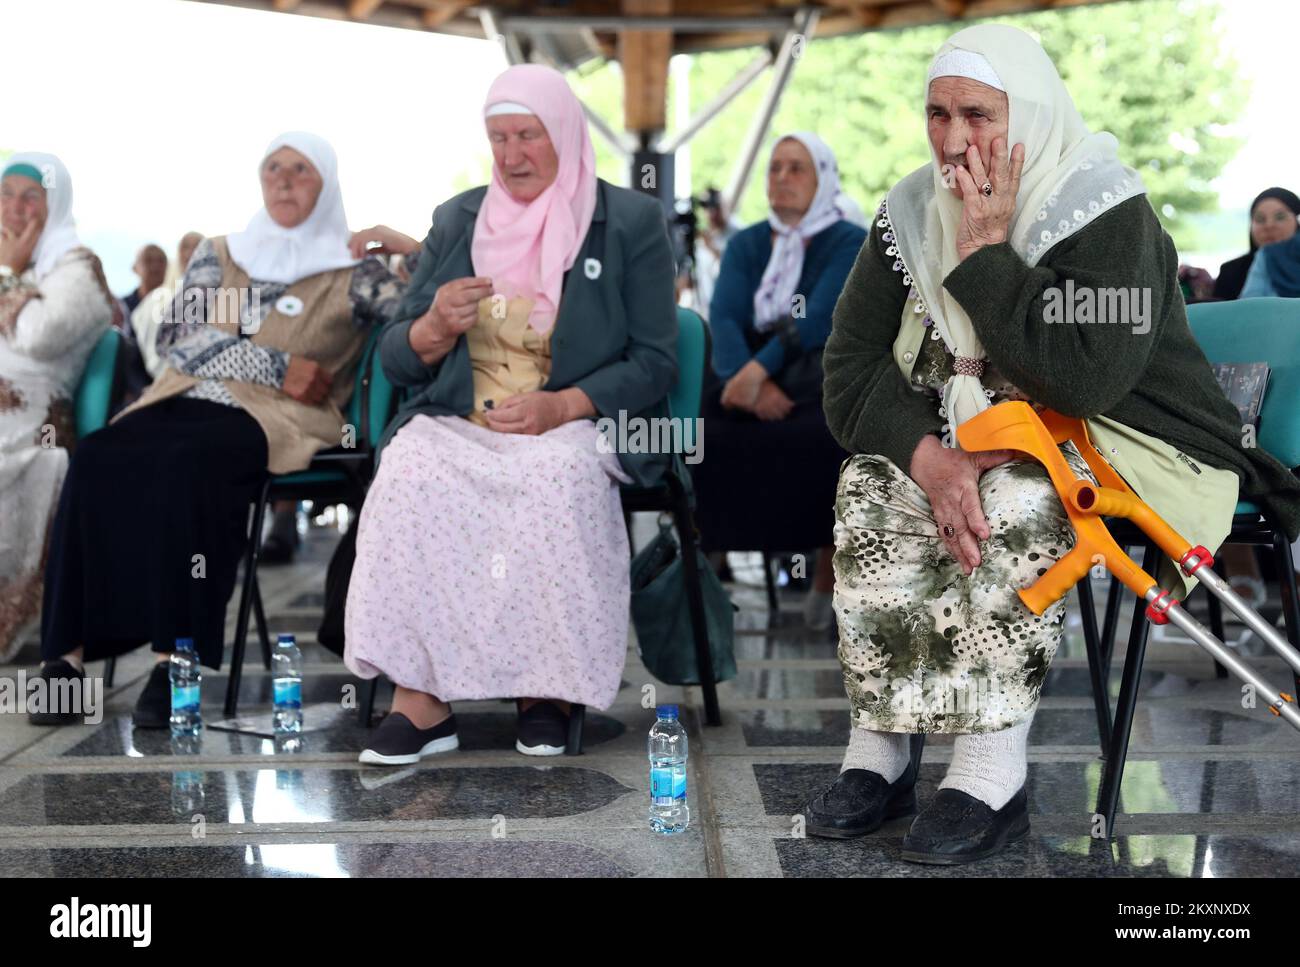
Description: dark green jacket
xmin=824 ymin=194 xmax=1300 ymax=540
xmin=377 ymin=178 xmax=678 ymax=487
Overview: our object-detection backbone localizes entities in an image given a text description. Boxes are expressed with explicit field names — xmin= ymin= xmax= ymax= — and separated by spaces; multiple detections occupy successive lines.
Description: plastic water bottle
xmin=169 ymin=637 xmax=202 ymax=736
xmin=649 ymin=704 xmax=689 ymax=835
xmin=272 ymin=634 xmax=303 ymax=736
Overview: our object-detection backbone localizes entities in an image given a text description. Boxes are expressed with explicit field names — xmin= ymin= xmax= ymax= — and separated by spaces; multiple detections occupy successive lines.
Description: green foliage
xmin=683 ymin=0 xmax=1244 ymax=248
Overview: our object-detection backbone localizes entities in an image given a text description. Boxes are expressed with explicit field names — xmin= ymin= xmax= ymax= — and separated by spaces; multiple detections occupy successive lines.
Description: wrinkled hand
xmin=348 ymin=225 xmax=420 ymax=259
xmin=720 ymin=359 xmax=768 ymax=412
xmin=0 ymin=218 xmax=42 ymax=275
xmin=753 ymin=380 xmax=794 ymax=421
xmin=485 ymin=390 xmax=572 ymax=436
xmin=283 ymin=356 xmax=333 ymax=406
xmin=950 ymin=138 xmax=1024 ymax=262
xmin=408 ymin=276 xmax=493 ymax=365
xmin=909 ymin=433 xmax=1018 ymax=575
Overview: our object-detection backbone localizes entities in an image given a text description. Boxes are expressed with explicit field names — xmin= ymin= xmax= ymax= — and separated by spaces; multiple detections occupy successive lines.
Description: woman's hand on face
xmin=720 ymin=359 xmax=769 ymax=412
xmin=908 ymin=433 xmax=1018 ymax=575
xmin=0 ymin=218 xmax=42 ymax=274
xmin=952 ymin=138 xmax=1024 ymax=262
xmin=347 ymin=225 xmax=420 ymax=259
xmin=485 ymin=390 xmax=570 ymax=436
xmin=283 ymin=356 xmax=333 ymax=406
xmin=753 ymin=380 xmax=794 ymax=421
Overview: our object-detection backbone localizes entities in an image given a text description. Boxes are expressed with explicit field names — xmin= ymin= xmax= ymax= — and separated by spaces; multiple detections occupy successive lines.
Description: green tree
xmin=680 ymin=0 xmax=1244 ymax=250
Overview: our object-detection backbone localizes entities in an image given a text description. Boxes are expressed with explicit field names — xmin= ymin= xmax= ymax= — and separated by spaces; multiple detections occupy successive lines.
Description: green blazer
xmin=377 ymin=178 xmax=679 ymax=487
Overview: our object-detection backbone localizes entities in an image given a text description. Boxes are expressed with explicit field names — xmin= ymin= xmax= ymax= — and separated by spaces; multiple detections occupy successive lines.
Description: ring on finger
xmin=981 ymin=182 xmax=993 ymax=197
xmin=941 ymin=523 xmax=956 ymax=539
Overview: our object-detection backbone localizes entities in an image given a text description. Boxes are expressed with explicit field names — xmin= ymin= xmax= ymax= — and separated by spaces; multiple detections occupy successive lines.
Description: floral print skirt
xmin=832 ymin=443 xmax=1096 ymax=734
xmin=345 ymin=414 xmax=632 ymax=709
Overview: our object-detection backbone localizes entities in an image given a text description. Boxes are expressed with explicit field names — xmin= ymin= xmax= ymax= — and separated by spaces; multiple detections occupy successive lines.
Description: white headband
xmin=485 ymin=101 xmax=535 ymax=117
xmin=927 ymin=49 xmax=1005 ymax=93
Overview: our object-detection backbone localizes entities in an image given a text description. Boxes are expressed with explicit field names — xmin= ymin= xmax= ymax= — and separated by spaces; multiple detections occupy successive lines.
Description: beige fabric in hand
xmin=465 ymin=295 xmax=552 ymax=428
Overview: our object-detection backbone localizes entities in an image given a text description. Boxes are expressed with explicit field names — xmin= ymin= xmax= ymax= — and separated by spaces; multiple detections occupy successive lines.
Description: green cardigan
xmin=377 ymin=178 xmax=679 ymax=487
xmin=824 ymin=194 xmax=1300 ymax=541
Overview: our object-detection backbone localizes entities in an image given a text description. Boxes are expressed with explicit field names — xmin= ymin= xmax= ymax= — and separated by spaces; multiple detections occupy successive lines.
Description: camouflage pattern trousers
xmin=832 ymin=445 xmax=1095 ymax=734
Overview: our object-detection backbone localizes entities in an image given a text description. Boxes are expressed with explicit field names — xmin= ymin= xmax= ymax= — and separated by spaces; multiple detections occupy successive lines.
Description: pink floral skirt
xmin=344 ymin=414 xmax=631 ymax=709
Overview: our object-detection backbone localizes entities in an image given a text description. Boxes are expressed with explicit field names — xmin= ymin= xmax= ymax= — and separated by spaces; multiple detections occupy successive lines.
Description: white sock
xmin=938 ymin=712 xmax=1033 ymax=810
xmin=840 ymin=727 xmax=910 ymax=782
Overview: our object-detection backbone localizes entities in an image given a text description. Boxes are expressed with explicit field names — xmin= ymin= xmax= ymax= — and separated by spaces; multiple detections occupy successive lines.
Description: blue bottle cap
xmin=656 ymin=704 xmax=679 ymax=719
xmin=174 ymin=637 xmax=195 ymax=650
xmin=277 ymin=634 xmax=296 ymax=645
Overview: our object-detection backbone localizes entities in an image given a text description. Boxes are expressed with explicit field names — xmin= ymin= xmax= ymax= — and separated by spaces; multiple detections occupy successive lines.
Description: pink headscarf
xmin=471 ymin=64 xmax=598 ymax=334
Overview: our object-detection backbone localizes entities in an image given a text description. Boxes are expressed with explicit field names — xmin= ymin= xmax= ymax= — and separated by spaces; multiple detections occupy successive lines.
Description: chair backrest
xmin=74 ymin=328 xmax=122 ymax=439
xmin=670 ymin=307 xmax=710 ymax=451
xmin=1186 ymin=297 xmax=1300 ymax=467
xmin=348 ymin=324 xmax=398 ymax=450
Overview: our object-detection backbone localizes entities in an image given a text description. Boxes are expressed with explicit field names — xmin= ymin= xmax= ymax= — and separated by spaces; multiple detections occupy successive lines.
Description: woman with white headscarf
xmin=693 ymin=132 xmax=867 ymax=628
xmin=31 ymin=132 xmax=410 ymax=728
xmin=0 ymin=153 xmax=117 ymax=662
xmin=807 ymin=24 xmax=1300 ymax=864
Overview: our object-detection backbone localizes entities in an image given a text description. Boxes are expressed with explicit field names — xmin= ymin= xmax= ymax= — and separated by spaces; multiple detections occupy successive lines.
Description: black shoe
xmin=901 ymin=786 xmax=1030 ymax=865
xmin=803 ymin=754 xmax=920 ymax=839
xmin=359 ymin=712 xmax=459 ymax=765
xmin=27 ymin=659 xmax=88 ymax=726
xmin=516 ymin=701 xmax=568 ymax=756
xmin=132 ymin=662 xmax=173 ymax=730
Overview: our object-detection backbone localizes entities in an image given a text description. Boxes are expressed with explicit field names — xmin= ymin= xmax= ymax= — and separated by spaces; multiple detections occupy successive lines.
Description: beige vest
xmin=114 ymin=237 xmax=364 ymax=474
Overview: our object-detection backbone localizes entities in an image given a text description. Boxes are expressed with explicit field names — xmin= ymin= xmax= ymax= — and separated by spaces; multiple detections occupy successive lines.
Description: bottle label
xmin=273 ymin=679 xmax=302 ymax=710
xmin=171 ymin=684 xmax=200 ymax=712
xmin=651 ymin=767 xmax=686 ymax=801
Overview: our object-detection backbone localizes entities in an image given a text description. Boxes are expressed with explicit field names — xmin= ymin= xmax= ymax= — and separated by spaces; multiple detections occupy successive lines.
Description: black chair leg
xmin=1272 ymin=530 xmax=1300 ymax=701
xmin=908 ymin=732 xmax=926 ymax=773
xmin=565 ymin=703 xmax=586 ymax=755
xmin=762 ymin=552 xmax=779 ymax=613
xmin=358 ymin=677 xmax=379 ymax=728
xmin=1095 ymin=543 xmax=1156 ymax=839
xmin=1077 ymin=577 xmax=1112 ymax=757
xmin=1205 ymin=587 xmax=1229 ymax=679
xmin=104 ymin=656 xmax=116 ymax=689
xmin=667 ymin=473 xmax=721 ymax=727
xmin=1101 ymin=569 xmax=1124 ymax=677
xmin=252 ymin=570 xmax=272 ymax=671
xmin=225 ymin=479 xmax=271 ymax=718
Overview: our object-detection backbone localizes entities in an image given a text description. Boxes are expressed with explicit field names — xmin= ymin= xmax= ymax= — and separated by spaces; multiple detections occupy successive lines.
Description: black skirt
xmin=689 ymin=382 xmax=847 ymax=554
xmin=41 ymin=397 xmax=268 ymax=669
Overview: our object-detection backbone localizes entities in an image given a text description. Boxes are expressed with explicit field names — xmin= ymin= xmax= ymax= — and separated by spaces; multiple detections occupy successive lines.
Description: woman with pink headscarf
xmin=345 ymin=64 xmax=678 ymax=763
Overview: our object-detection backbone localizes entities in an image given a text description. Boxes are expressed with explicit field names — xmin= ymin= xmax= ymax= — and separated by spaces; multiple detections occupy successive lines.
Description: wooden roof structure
xmin=191 ymin=0 xmax=1123 ymax=133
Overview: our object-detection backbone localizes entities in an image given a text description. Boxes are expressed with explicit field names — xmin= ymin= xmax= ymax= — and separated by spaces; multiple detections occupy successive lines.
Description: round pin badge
xmin=275 ymin=294 xmax=304 ymax=317
xmin=584 ymin=258 xmax=602 ymax=280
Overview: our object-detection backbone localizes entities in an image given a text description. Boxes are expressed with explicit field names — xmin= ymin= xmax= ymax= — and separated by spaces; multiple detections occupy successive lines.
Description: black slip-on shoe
xmin=132 ymin=662 xmax=173 ymax=730
xmin=901 ymin=786 xmax=1030 ymax=865
xmin=516 ymin=701 xmax=568 ymax=756
xmin=803 ymin=753 xmax=919 ymax=839
xmin=359 ymin=712 xmax=459 ymax=765
xmin=27 ymin=659 xmax=87 ymax=726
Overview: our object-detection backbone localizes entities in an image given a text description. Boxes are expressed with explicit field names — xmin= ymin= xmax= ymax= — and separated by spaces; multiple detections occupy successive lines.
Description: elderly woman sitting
xmin=692 ymin=133 xmax=866 ymax=628
xmin=31 ymin=132 xmax=408 ymax=727
xmin=804 ymin=24 xmax=1300 ymax=864
xmin=344 ymin=64 xmax=677 ymax=763
xmin=0 ymin=153 xmax=117 ymax=662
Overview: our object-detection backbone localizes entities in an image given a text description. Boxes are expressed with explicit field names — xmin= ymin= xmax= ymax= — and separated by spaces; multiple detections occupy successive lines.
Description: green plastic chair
xmin=73 ymin=329 xmax=123 ymax=439
xmin=224 ymin=324 xmax=398 ymax=716
xmin=1083 ymin=296 xmax=1300 ymax=839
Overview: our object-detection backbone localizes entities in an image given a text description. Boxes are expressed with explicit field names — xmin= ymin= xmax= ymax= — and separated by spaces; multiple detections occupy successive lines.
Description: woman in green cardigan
xmin=344 ymin=65 xmax=677 ymax=764
xmin=804 ymin=23 xmax=1300 ymax=865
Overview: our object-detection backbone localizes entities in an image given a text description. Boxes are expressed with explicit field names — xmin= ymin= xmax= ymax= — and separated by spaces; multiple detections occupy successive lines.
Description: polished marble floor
xmin=2 ymin=519 xmax=1298 ymax=877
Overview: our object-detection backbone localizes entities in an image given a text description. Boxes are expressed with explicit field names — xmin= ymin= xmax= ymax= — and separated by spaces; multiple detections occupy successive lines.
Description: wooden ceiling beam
xmin=619 ymin=0 xmax=673 ymax=134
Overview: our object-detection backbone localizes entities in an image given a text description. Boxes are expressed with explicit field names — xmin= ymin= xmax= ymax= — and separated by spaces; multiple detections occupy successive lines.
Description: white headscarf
xmin=226 ymin=131 xmax=361 ymax=285
xmin=885 ymin=24 xmax=1145 ymax=446
xmin=753 ymin=132 xmax=868 ymax=331
xmin=3 ymin=151 xmax=82 ymax=282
